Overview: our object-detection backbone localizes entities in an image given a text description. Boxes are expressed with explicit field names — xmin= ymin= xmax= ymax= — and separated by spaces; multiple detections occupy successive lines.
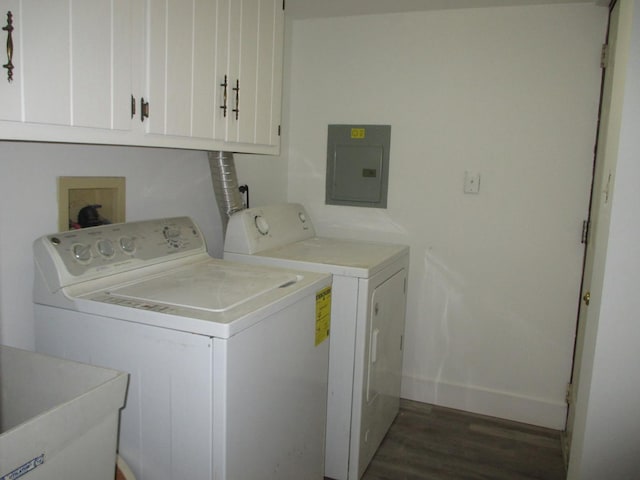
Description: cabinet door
xmin=0 ymin=0 xmax=132 ymax=129
xmin=145 ymin=0 xmax=222 ymax=139
xmin=70 ymin=0 xmax=133 ymax=130
xmin=221 ymin=0 xmax=241 ymax=142
xmin=21 ymin=0 xmax=71 ymax=125
xmin=225 ymin=0 xmax=283 ymax=148
xmin=254 ymin=0 xmax=283 ymax=147
xmin=212 ymin=0 xmax=230 ymax=141
xmin=0 ymin=3 xmax=21 ymax=121
xmin=192 ymin=0 xmax=222 ymax=139
xmin=145 ymin=0 xmax=188 ymax=136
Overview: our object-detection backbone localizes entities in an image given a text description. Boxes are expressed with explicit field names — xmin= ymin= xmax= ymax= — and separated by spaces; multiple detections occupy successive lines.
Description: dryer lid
xmin=251 ymin=237 xmax=408 ymax=278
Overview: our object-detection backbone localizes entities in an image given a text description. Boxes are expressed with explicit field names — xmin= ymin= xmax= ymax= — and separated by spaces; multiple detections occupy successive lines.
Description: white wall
xmin=0 ymin=142 xmax=221 ymax=349
xmin=234 ymin=152 xmax=288 ymax=207
xmin=568 ymin=1 xmax=640 ymax=477
xmin=285 ymin=4 xmax=607 ymax=428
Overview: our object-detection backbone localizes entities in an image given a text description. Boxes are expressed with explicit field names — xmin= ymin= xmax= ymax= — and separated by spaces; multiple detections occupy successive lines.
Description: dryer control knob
xmin=254 ymin=215 xmax=270 ymax=235
xmin=298 ymin=212 xmax=307 ymax=223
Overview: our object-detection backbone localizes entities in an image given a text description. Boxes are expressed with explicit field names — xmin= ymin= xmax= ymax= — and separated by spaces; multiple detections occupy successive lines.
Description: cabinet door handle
xmin=131 ymin=95 xmax=136 ymax=119
xmin=232 ymin=79 xmax=240 ymax=120
xmin=140 ymin=97 xmax=149 ymax=122
xmin=2 ymin=11 xmax=14 ymax=83
xmin=220 ymin=75 xmax=228 ymax=117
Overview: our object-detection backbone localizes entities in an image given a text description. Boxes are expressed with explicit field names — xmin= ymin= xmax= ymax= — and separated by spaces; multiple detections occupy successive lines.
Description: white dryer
xmin=224 ymin=203 xmax=409 ymax=480
xmin=33 ymin=217 xmax=331 ymax=480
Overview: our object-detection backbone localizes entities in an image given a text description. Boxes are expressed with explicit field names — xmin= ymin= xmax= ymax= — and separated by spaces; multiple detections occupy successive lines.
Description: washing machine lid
xmin=245 ymin=237 xmax=408 ymax=278
xmin=106 ymin=260 xmax=300 ymax=313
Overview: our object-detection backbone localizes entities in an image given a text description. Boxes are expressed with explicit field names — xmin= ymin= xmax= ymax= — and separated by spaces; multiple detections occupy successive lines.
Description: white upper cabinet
xmin=0 ymin=0 xmax=133 ymax=130
xmin=143 ymin=0 xmax=284 ymax=153
xmin=0 ymin=0 xmax=284 ymax=153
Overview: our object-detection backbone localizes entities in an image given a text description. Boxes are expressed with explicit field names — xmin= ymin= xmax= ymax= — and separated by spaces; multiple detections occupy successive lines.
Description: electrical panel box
xmin=326 ymin=125 xmax=391 ymax=208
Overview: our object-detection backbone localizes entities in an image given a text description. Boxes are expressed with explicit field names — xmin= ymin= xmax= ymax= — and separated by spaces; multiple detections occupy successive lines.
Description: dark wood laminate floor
xmin=360 ymin=399 xmax=566 ymax=480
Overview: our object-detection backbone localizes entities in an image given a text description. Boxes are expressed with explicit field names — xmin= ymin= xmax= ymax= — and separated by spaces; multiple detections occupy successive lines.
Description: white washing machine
xmin=33 ymin=217 xmax=331 ymax=480
xmin=224 ymin=203 xmax=409 ymax=480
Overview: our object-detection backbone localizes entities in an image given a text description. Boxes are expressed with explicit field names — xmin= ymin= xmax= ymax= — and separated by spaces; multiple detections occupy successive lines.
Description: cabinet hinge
xmin=140 ymin=97 xmax=149 ymax=122
xmin=581 ymin=219 xmax=590 ymax=245
xmin=600 ymin=43 xmax=609 ymax=69
xmin=566 ymin=383 xmax=573 ymax=405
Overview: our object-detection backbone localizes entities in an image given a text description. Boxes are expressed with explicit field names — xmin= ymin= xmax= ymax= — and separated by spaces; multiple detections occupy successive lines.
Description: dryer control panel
xmin=225 ymin=203 xmax=316 ymax=254
xmin=34 ymin=217 xmax=207 ymax=289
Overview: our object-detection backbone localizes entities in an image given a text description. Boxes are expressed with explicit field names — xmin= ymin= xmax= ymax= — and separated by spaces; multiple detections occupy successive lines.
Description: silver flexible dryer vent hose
xmin=208 ymin=150 xmax=245 ymax=234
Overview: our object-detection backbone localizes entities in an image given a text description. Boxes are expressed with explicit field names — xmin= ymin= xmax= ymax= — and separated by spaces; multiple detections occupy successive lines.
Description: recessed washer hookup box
xmin=0 ymin=345 xmax=128 ymax=480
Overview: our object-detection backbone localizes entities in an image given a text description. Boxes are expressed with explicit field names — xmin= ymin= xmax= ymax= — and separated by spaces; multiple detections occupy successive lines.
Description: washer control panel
xmin=35 ymin=217 xmax=206 ymax=282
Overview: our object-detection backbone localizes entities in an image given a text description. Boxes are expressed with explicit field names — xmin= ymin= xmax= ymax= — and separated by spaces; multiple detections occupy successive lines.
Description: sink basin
xmin=0 ymin=345 xmax=128 ymax=480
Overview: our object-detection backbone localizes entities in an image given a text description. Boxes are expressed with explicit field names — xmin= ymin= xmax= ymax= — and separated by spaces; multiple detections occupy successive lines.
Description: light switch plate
xmin=464 ymin=171 xmax=481 ymax=194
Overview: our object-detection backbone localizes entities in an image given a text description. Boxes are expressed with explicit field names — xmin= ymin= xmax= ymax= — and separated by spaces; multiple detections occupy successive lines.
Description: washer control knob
xmin=96 ymin=239 xmax=115 ymax=258
xmin=72 ymin=243 xmax=92 ymax=263
xmin=119 ymin=236 xmax=136 ymax=254
xmin=255 ymin=215 xmax=270 ymax=235
xmin=298 ymin=212 xmax=307 ymax=223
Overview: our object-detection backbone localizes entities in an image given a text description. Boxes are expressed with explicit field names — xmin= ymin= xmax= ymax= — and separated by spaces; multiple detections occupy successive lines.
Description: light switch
xmin=464 ymin=171 xmax=481 ymax=194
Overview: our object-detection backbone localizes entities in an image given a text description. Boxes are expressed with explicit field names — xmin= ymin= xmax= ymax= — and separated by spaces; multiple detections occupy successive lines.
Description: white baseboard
xmin=401 ymin=374 xmax=567 ymax=430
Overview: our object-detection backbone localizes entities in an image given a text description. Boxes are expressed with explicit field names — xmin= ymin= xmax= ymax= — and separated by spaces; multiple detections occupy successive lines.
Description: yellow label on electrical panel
xmin=315 ymin=286 xmax=331 ymax=346
xmin=350 ymin=128 xmax=366 ymax=139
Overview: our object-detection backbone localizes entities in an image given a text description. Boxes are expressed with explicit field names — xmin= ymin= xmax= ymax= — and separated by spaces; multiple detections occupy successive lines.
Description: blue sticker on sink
xmin=1 ymin=454 xmax=45 ymax=480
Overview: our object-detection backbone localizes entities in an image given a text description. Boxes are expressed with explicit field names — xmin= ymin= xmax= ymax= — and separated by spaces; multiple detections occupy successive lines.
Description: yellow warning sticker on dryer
xmin=315 ymin=286 xmax=331 ymax=346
